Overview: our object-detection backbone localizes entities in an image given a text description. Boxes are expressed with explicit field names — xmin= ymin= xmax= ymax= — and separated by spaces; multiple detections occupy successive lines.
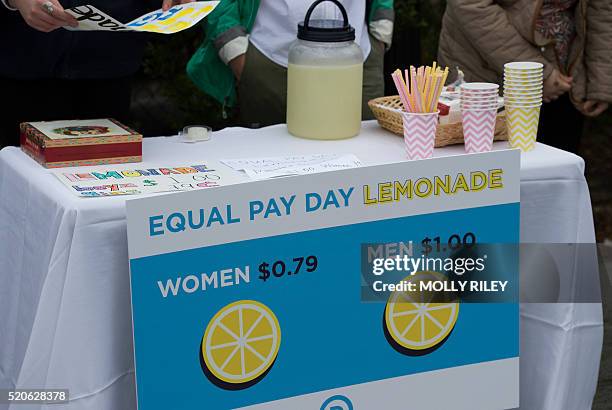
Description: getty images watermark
xmin=360 ymin=242 xmax=609 ymax=303
xmin=366 ymin=249 xmax=511 ymax=301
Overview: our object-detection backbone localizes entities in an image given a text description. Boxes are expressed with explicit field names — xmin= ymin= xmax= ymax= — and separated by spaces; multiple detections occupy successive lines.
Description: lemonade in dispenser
xmin=287 ymin=0 xmax=363 ymax=140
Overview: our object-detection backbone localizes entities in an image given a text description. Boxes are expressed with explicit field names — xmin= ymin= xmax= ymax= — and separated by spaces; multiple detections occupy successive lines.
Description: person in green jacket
xmin=187 ymin=0 xmax=394 ymax=127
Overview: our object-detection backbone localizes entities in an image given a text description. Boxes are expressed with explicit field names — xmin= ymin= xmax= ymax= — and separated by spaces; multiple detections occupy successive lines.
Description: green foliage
xmin=132 ymin=29 xmax=227 ymax=135
xmin=394 ymin=0 xmax=421 ymax=31
xmin=394 ymin=0 xmax=446 ymax=62
xmin=420 ymin=0 xmax=447 ymax=62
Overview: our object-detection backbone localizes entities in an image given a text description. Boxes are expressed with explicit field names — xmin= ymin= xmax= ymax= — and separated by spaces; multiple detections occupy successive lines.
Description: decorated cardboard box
xmin=20 ymin=119 xmax=142 ymax=168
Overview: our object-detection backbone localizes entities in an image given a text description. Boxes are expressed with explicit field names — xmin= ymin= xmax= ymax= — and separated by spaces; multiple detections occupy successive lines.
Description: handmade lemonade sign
xmin=54 ymin=161 xmax=245 ymax=197
xmin=65 ymin=2 xmax=219 ymax=34
xmin=127 ymin=150 xmax=520 ymax=410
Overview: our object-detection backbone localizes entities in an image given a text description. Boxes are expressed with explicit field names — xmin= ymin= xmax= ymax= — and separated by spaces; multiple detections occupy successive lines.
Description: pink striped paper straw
xmin=411 ymin=67 xmax=422 ymax=112
xmin=430 ymin=77 xmax=444 ymax=112
xmin=392 ymin=71 xmax=412 ymax=112
xmin=396 ymin=70 xmax=415 ymax=112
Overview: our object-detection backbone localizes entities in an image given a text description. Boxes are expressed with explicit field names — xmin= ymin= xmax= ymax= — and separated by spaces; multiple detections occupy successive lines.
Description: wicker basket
xmin=368 ymin=96 xmax=508 ymax=148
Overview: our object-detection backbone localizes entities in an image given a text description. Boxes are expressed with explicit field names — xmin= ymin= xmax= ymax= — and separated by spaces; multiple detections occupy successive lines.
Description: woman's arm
xmin=584 ymin=0 xmax=612 ymax=105
xmin=201 ymin=0 xmax=248 ymax=72
xmin=369 ymin=0 xmax=394 ymax=48
xmin=10 ymin=0 xmax=77 ymax=32
xmin=446 ymin=0 xmax=552 ymax=78
xmin=1 ymin=0 xmax=17 ymax=11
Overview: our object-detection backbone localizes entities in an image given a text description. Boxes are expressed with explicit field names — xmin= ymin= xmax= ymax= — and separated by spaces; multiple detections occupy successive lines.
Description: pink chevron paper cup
xmin=460 ymin=82 xmax=500 ymax=95
xmin=401 ymin=111 xmax=439 ymax=160
xmin=461 ymin=108 xmax=497 ymax=153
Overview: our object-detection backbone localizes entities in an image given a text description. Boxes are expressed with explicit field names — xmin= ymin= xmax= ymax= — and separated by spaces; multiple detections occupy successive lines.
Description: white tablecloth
xmin=0 ymin=122 xmax=603 ymax=410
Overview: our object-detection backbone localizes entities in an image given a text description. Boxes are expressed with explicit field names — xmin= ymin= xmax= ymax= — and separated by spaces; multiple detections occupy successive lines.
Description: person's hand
xmin=11 ymin=0 xmax=78 ymax=32
xmin=229 ymin=54 xmax=246 ymax=82
xmin=543 ymin=69 xmax=572 ymax=103
xmin=579 ymin=100 xmax=609 ymax=117
xmin=162 ymin=0 xmax=195 ymax=11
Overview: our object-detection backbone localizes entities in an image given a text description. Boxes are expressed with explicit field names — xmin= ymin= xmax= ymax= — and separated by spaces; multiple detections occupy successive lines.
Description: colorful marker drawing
xmin=65 ymin=2 xmax=219 ymax=34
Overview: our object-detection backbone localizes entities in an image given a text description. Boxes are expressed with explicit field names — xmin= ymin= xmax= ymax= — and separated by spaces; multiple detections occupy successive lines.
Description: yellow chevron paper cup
xmin=506 ymin=106 xmax=541 ymax=152
xmin=504 ymin=80 xmax=543 ymax=88
xmin=504 ymin=88 xmax=543 ymax=97
xmin=504 ymin=72 xmax=543 ymax=80
xmin=504 ymin=97 xmax=542 ymax=106
xmin=504 ymin=61 xmax=544 ymax=71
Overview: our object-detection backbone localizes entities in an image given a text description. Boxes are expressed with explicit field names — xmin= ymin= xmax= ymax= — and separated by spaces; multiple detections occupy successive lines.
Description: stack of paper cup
xmin=504 ymin=62 xmax=543 ymax=151
xmin=460 ymin=82 xmax=499 ymax=153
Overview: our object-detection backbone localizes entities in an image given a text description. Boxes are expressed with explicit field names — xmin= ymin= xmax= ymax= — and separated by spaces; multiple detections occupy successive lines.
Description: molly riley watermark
xmin=360 ymin=241 xmax=519 ymax=303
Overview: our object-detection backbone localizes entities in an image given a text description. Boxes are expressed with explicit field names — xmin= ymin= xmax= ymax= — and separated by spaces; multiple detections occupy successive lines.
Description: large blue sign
xmin=127 ymin=151 xmax=520 ymax=409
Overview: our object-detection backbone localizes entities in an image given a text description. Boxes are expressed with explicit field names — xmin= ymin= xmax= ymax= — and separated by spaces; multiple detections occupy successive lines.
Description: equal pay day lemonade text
xmin=145 ymin=167 xmax=511 ymax=303
xmin=147 ymin=168 xmax=505 ymax=237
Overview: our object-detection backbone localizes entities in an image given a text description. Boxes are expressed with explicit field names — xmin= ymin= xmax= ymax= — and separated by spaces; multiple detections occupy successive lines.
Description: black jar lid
xmin=297 ymin=0 xmax=355 ymax=43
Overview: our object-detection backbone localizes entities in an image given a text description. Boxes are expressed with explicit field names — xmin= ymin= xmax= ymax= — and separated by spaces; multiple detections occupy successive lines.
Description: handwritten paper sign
xmin=221 ymin=154 xmax=363 ymax=180
xmin=65 ymin=2 xmax=219 ymax=34
xmin=53 ymin=161 xmax=246 ymax=197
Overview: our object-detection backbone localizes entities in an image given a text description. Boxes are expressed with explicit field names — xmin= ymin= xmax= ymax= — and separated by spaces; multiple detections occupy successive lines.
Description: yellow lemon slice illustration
xmin=384 ymin=272 xmax=459 ymax=355
xmin=202 ymin=300 xmax=281 ymax=388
